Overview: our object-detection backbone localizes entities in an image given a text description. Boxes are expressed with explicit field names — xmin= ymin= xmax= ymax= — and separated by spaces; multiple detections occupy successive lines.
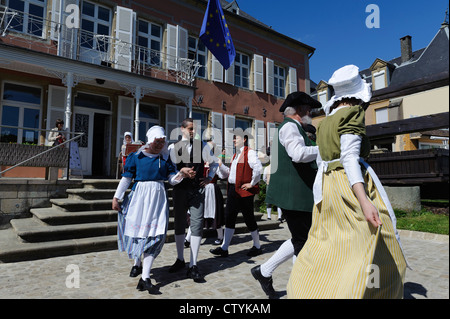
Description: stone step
xmin=11 ymin=217 xmax=117 ymax=243
xmin=30 ymin=207 xmax=118 ymax=225
xmin=1 ymin=219 xmax=280 ymax=263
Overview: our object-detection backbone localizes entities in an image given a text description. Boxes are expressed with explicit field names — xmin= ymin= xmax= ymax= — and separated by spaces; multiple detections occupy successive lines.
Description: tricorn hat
xmin=279 ymin=91 xmax=322 ymax=113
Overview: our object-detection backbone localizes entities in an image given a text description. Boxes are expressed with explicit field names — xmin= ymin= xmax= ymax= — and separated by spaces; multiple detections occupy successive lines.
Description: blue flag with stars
xmin=199 ymin=0 xmax=236 ymax=70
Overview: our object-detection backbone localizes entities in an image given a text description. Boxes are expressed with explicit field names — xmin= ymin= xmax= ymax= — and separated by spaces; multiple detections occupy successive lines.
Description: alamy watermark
xmin=65 ymin=264 xmax=80 ymax=288
xmin=366 ymin=4 xmax=380 ymax=29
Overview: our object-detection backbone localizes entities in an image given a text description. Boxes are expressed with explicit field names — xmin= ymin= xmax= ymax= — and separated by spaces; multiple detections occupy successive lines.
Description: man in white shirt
xmin=251 ymin=91 xmax=321 ymax=298
xmin=210 ymin=129 xmax=263 ymax=257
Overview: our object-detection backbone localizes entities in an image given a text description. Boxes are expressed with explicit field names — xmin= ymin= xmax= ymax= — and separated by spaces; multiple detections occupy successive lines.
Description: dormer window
xmin=373 ymin=70 xmax=387 ymax=90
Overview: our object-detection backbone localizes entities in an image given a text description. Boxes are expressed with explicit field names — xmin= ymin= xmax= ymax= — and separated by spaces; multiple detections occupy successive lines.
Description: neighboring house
xmin=0 ymin=0 xmax=315 ymax=177
xmin=313 ymin=21 xmax=449 ymax=152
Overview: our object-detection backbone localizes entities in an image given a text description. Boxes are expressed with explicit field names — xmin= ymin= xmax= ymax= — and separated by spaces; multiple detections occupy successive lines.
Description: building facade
xmin=0 ymin=0 xmax=315 ymax=177
xmin=312 ymin=22 xmax=449 ymax=152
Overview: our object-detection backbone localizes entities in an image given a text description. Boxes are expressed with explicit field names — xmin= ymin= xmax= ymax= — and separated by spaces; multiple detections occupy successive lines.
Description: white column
xmin=134 ymin=86 xmax=141 ymax=141
xmin=64 ymin=72 xmax=74 ymax=131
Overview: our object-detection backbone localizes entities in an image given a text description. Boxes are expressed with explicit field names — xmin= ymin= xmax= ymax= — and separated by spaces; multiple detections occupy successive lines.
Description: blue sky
xmin=237 ymin=0 xmax=449 ymax=83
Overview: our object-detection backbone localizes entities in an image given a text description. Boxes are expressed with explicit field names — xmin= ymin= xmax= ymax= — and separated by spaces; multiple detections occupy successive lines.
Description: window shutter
xmin=166 ymin=24 xmax=178 ymax=70
xmin=266 ymin=58 xmax=274 ymax=95
xmin=210 ymin=112 xmax=223 ymax=150
xmin=267 ymin=122 xmax=276 ymax=149
xmin=225 ymin=61 xmax=234 ymax=85
xmin=253 ymin=54 xmax=264 ymax=92
xmin=177 ymin=26 xmax=188 ymax=60
xmin=57 ymin=0 xmax=80 ymax=59
xmin=288 ymin=67 xmax=297 ymax=94
xmin=211 ymin=55 xmax=224 ymax=82
xmin=117 ymin=96 xmax=134 ymax=153
xmin=50 ymin=0 xmax=62 ymax=40
xmin=114 ymin=6 xmax=134 ymax=72
xmin=224 ymin=114 xmax=235 ymax=161
xmin=254 ymin=120 xmax=265 ymax=152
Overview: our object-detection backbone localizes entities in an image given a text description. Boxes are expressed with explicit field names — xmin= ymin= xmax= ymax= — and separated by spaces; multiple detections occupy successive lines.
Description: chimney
xmin=400 ymin=35 xmax=412 ymax=63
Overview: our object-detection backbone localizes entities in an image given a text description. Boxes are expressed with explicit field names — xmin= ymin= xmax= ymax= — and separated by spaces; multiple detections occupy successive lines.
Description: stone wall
xmin=0 ymin=179 xmax=81 ymax=229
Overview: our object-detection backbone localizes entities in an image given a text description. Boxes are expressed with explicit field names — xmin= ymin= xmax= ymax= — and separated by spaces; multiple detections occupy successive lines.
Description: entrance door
xmin=73 ymin=109 xmax=111 ymax=176
xmin=73 ymin=109 xmax=94 ymax=176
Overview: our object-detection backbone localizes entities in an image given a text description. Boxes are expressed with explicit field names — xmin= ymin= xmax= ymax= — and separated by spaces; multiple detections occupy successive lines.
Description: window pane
xmin=28 ymin=4 xmax=44 ymax=36
xmin=97 ymin=6 xmax=110 ymax=22
xmin=82 ymin=1 xmax=95 ymax=17
xmin=3 ymin=83 xmax=41 ymax=104
xmin=151 ymin=24 xmax=161 ymax=37
xmin=22 ymin=108 xmax=40 ymax=144
xmin=138 ymin=20 xmax=148 ymax=33
xmin=75 ymin=93 xmax=111 ymax=111
xmin=1 ymin=105 xmax=19 ymax=143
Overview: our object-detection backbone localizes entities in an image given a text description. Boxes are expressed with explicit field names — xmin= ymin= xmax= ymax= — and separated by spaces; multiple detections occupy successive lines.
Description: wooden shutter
xmin=225 ymin=61 xmax=234 ymax=85
xmin=224 ymin=114 xmax=235 ymax=161
xmin=211 ymin=55 xmax=224 ymax=82
xmin=114 ymin=6 xmax=134 ymax=72
xmin=289 ymin=67 xmax=297 ymax=94
xmin=253 ymin=54 xmax=264 ymax=92
xmin=266 ymin=58 xmax=274 ymax=95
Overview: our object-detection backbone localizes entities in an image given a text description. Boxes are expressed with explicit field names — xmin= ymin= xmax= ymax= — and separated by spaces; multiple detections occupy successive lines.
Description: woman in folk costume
xmin=287 ymin=65 xmax=407 ymax=299
xmin=112 ymin=126 xmax=192 ymax=294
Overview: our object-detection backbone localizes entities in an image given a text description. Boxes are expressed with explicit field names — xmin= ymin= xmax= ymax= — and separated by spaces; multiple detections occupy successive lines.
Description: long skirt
xmin=118 ymin=181 xmax=168 ymax=259
xmin=287 ymin=169 xmax=407 ymax=299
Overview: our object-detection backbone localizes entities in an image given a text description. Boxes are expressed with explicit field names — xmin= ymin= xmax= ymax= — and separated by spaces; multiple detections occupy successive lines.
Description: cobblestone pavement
xmin=0 ymin=224 xmax=448 ymax=300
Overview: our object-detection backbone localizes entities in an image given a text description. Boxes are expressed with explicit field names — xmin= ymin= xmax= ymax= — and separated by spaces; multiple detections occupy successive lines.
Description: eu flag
xmin=199 ymin=0 xmax=236 ymax=70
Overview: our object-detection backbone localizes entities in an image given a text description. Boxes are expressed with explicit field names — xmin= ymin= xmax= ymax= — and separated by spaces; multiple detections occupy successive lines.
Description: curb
xmin=398 ymin=229 xmax=449 ymax=242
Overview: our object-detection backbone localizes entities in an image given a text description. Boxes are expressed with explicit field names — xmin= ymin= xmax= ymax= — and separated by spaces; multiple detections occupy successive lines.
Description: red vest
xmin=233 ymin=146 xmax=259 ymax=197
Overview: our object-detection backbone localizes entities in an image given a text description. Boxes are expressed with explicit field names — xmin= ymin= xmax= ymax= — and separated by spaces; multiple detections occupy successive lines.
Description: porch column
xmin=64 ymin=72 xmax=74 ymax=130
xmin=134 ymin=86 xmax=141 ymax=142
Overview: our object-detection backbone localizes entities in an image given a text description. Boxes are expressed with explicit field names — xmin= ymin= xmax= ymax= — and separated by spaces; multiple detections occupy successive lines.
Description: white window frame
xmin=373 ymin=70 xmax=386 ymax=90
xmin=274 ymin=64 xmax=286 ymax=98
xmin=0 ymin=81 xmax=43 ymax=145
xmin=234 ymin=52 xmax=250 ymax=89
xmin=137 ymin=18 xmax=162 ymax=67
xmin=6 ymin=0 xmax=47 ymax=38
xmin=188 ymin=36 xmax=207 ymax=79
xmin=166 ymin=104 xmax=187 ymax=142
xmin=80 ymin=0 xmax=112 ymax=52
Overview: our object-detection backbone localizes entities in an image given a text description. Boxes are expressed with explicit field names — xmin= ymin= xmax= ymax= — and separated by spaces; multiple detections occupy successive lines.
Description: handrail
xmin=0 ymin=126 xmax=85 ymax=179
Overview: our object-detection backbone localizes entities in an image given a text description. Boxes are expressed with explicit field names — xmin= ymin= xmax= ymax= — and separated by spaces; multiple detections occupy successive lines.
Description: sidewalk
xmin=0 ymin=224 xmax=448 ymax=299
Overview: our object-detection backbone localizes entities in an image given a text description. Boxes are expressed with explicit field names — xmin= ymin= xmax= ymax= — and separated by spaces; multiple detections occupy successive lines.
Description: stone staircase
xmin=0 ymin=179 xmax=280 ymax=263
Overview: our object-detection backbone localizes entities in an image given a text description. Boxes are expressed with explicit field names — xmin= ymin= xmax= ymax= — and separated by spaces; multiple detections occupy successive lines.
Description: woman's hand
xmin=361 ymin=200 xmax=382 ymax=228
xmin=352 ymin=182 xmax=382 ymax=228
xmin=112 ymin=197 xmax=121 ymax=211
xmin=180 ymin=166 xmax=196 ymax=179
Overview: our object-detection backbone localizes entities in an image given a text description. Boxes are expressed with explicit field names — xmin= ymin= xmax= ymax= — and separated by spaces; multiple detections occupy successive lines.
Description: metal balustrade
xmin=0 ymin=4 xmax=200 ymax=85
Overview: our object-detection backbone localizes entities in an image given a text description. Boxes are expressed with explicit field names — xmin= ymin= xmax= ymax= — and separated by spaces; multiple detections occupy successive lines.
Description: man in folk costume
xmin=210 ymin=129 xmax=263 ymax=257
xmin=251 ymin=92 xmax=321 ymax=298
xmin=168 ymin=118 xmax=218 ymax=282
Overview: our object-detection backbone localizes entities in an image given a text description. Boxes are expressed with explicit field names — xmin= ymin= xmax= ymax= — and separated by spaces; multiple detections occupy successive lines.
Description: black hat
xmin=279 ymin=91 xmax=322 ymax=113
xmin=304 ymin=124 xmax=316 ymax=134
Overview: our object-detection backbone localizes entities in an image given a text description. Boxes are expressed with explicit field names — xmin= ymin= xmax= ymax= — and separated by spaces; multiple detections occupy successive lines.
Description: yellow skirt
xmin=287 ymin=169 xmax=407 ymax=299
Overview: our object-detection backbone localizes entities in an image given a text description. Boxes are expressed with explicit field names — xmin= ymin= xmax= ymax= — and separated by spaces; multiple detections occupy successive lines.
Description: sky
xmin=236 ymin=0 xmax=449 ymax=83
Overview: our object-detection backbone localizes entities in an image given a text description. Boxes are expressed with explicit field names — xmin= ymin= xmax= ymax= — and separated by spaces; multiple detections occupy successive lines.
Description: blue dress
xmin=118 ymin=151 xmax=177 ymax=259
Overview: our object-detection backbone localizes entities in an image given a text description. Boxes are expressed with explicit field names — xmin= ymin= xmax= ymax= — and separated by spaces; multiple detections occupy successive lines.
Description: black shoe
xmin=129 ymin=265 xmax=142 ymax=277
xmin=168 ymin=258 xmax=186 ymax=273
xmin=187 ymin=265 xmax=205 ymax=283
xmin=247 ymin=246 xmax=263 ymax=257
xmin=136 ymin=278 xmax=161 ymax=295
xmin=251 ymin=265 xmax=277 ymax=299
xmin=210 ymin=247 xmax=229 ymax=257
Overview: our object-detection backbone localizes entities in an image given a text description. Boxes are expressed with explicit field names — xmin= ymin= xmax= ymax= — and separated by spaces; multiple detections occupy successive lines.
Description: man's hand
xmin=199 ymin=176 xmax=212 ymax=187
xmin=241 ymin=183 xmax=253 ymax=191
xmin=180 ymin=166 xmax=196 ymax=179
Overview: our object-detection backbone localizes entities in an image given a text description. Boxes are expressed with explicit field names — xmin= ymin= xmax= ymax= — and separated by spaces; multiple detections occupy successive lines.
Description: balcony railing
xmin=0 ymin=4 xmax=200 ymax=86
